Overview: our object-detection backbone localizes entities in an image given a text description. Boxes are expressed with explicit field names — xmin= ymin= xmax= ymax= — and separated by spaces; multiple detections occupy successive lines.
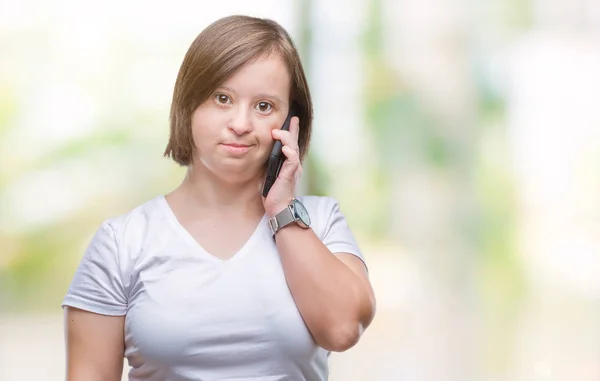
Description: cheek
xmin=260 ymin=119 xmax=281 ymax=144
xmin=190 ymin=111 xmax=220 ymax=147
xmin=190 ymin=124 xmax=206 ymax=153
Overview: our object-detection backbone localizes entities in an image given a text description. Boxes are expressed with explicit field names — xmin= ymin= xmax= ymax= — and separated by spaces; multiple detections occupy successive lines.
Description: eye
xmin=214 ymin=93 xmax=231 ymax=105
xmin=255 ymin=101 xmax=273 ymax=114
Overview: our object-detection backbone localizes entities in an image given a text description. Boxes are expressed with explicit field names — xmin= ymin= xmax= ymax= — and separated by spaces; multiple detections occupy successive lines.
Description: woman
xmin=63 ymin=15 xmax=376 ymax=381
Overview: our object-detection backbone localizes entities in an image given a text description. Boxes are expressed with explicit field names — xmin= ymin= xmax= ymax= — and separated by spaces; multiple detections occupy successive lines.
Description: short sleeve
xmin=61 ymin=221 xmax=127 ymax=316
xmin=321 ymin=197 xmax=367 ymax=270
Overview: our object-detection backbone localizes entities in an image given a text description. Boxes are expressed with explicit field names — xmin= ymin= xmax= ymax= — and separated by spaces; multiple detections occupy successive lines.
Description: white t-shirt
xmin=62 ymin=195 xmax=366 ymax=381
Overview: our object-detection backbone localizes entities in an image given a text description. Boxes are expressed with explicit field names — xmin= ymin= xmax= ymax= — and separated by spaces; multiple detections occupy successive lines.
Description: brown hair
xmin=164 ymin=15 xmax=313 ymax=166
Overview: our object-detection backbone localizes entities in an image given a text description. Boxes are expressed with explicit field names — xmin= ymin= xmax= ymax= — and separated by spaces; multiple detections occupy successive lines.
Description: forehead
xmin=220 ymin=53 xmax=290 ymax=97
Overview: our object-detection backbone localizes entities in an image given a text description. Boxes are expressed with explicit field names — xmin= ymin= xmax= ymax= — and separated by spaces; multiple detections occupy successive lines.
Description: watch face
xmin=292 ymin=199 xmax=311 ymax=227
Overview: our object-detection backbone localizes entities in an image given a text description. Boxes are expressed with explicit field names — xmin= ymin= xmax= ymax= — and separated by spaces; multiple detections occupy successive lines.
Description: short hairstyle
xmin=164 ymin=15 xmax=313 ymax=166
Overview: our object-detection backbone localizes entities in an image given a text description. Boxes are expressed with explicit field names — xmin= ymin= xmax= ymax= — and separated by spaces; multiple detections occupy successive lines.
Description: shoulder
xmin=61 ymin=197 xmax=168 ymax=314
xmin=296 ymin=195 xmax=347 ymax=237
xmin=296 ymin=195 xmax=341 ymax=220
xmin=296 ymin=195 xmax=340 ymax=213
xmin=102 ymin=195 xmax=168 ymax=245
xmin=297 ymin=194 xmax=365 ymax=263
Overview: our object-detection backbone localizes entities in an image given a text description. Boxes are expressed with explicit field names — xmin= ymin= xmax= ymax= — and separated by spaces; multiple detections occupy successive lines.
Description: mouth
xmin=222 ymin=143 xmax=251 ymax=148
xmin=220 ymin=143 xmax=253 ymax=155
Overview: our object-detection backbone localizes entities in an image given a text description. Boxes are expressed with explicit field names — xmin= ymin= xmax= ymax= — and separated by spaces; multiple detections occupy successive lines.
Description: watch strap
xmin=268 ymin=205 xmax=296 ymax=236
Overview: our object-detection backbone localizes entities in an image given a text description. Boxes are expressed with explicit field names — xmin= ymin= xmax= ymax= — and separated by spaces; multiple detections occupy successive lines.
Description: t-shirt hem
xmin=61 ymin=295 xmax=127 ymax=316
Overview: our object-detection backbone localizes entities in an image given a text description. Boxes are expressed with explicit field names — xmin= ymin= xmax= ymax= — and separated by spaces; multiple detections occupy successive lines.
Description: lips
xmin=222 ymin=143 xmax=251 ymax=148
xmin=220 ymin=143 xmax=253 ymax=155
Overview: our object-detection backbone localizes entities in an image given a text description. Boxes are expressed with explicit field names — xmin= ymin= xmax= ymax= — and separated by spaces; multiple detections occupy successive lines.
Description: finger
xmin=282 ymin=145 xmax=300 ymax=164
xmin=280 ymin=145 xmax=302 ymax=180
xmin=272 ymin=129 xmax=299 ymax=152
xmin=290 ymin=116 xmax=300 ymax=142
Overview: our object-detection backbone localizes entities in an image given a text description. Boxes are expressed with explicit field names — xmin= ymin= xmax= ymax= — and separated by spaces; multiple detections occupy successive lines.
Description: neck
xmin=175 ymin=163 xmax=265 ymax=218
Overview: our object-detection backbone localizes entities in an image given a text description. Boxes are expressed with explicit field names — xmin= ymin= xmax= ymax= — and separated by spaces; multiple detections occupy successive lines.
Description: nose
xmin=227 ymin=106 xmax=252 ymax=135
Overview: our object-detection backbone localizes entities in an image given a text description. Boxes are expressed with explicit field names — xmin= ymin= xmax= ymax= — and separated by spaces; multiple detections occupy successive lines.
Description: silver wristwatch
xmin=268 ymin=198 xmax=311 ymax=237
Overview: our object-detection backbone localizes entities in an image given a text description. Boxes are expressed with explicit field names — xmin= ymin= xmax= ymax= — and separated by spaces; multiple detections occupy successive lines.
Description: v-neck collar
xmin=159 ymin=195 xmax=268 ymax=265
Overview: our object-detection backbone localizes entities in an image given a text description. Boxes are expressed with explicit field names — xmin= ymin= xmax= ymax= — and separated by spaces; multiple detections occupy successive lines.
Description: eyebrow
xmin=216 ymin=86 xmax=284 ymax=105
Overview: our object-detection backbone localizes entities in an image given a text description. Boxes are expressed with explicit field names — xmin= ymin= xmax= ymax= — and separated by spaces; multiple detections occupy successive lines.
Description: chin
xmin=194 ymin=156 xmax=263 ymax=183
xmin=215 ymin=164 xmax=259 ymax=183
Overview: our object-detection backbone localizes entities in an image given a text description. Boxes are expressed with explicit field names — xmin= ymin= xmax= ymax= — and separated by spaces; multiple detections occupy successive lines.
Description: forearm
xmin=275 ymin=224 xmax=375 ymax=351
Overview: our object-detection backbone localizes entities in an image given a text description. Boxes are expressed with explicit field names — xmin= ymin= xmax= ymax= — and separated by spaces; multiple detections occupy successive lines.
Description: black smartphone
xmin=262 ymin=103 xmax=299 ymax=197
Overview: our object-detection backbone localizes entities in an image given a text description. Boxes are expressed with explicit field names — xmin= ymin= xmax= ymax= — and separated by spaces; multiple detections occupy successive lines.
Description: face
xmin=189 ymin=53 xmax=291 ymax=183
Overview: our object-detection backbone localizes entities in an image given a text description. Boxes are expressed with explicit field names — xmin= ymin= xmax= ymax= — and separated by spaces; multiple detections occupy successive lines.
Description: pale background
xmin=1 ymin=0 xmax=599 ymax=380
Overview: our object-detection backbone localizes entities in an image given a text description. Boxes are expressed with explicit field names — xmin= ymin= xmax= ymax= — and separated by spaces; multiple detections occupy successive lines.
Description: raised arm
xmin=275 ymin=224 xmax=376 ymax=352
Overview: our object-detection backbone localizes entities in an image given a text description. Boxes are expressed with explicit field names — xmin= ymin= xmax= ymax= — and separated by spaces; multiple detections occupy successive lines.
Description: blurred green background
xmin=1 ymin=0 xmax=599 ymax=380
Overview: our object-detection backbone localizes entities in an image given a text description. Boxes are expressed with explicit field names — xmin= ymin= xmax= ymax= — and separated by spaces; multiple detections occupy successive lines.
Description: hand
xmin=262 ymin=116 xmax=302 ymax=217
